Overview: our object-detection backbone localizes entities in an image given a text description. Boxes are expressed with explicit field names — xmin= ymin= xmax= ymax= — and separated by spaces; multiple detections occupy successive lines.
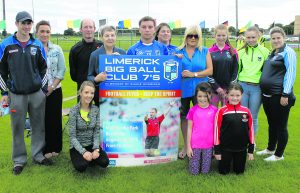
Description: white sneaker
xmin=44 ymin=153 xmax=53 ymax=159
xmin=264 ymin=155 xmax=284 ymax=162
xmin=256 ymin=149 xmax=275 ymax=156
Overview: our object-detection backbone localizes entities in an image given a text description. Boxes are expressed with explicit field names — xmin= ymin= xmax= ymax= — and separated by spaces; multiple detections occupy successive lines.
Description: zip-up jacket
xmin=260 ymin=44 xmax=297 ymax=96
xmin=214 ymin=103 xmax=254 ymax=155
xmin=238 ymin=44 xmax=269 ymax=83
xmin=69 ymin=39 xmax=103 ymax=88
xmin=0 ymin=33 xmax=47 ymax=95
xmin=208 ymin=43 xmax=238 ymax=91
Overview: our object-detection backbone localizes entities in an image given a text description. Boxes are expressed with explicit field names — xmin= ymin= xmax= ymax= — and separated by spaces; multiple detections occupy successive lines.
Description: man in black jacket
xmin=69 ymin=18 xmax=103 ymax=106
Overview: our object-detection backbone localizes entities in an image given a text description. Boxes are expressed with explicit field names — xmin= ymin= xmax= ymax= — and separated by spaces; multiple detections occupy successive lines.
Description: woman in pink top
xmin=186 ymin=82 xmax=218 ymax=174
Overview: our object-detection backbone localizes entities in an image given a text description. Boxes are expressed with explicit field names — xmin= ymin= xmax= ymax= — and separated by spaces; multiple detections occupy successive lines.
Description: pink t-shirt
xmin=186 ymin=104 xmax=218 ymax=148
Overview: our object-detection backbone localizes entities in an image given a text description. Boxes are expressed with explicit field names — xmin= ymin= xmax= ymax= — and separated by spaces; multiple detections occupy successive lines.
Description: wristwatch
xmin=194 ymin=73 xmax=198 ymax=77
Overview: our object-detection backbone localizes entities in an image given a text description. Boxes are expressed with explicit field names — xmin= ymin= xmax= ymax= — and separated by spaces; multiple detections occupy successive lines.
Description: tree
xmin=64 ymin=28 xmax=75 ymax=36
xmin=228 ymin=26 xmax=236 ymax=35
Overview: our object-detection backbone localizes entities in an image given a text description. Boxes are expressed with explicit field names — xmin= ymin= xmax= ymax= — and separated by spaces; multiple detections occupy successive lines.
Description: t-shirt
xmin=127 ymin=40 xmax=169 ymax=55
xmin=145 ymin=114 xmax=165 ymax=136
xmin=80 ymin=109 xmax=90 ymax=122
xmin=186 ymin=104 xmax=217 ymax=148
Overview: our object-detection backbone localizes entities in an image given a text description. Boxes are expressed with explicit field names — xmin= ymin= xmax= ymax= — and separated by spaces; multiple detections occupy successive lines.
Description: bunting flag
xmin=239 ymin=21 xmax=252 ymax=33
xmin=124 ymin=19 xmax=132 ymax=29
xmin=168 ymin=22 xmax=175 ymax=30
xmin=199 ymin=20 xmax=205 ymax=29
xmin=67 ymin=19 xmax=81 ymax=29
xmin=174 ymin=20 xmax=181 ymax=28
xmin=118 ymin=21 xmax=124 ymax=29
xmin=222 ymin=20 xmax=229 ymax=27
xmin=0 ymin=20 xmax=6 ymax=30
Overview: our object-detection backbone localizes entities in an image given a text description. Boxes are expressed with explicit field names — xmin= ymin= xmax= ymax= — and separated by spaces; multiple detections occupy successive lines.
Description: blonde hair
xmin=270 ymin=26 xmax=286 ymax=37
xmin=214 ymin=24 xmax=236 ymax=56
xmin=78 ymin=81 xmax=95 ymax=96
xmin=178 ymin=25 xmax=203 ymax=51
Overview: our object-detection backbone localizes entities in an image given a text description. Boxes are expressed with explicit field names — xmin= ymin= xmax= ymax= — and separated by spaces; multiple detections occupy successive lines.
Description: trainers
xmin=264 ymin=155 xmax=284 ymax=162
xmin=34 ymin=158 xmax=53 ymax=166
xmin=51 ymin=152 xmax=59 ymax=157
xmin=256 ymin=149 xmax=275 ymax=156
xmin=44 ymin=153 xmax=53 ymax=159
xmin=13 ymin=166 xmax=24 ymax=175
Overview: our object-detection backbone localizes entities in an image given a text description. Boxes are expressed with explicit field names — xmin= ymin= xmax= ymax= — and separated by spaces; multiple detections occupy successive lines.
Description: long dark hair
xmin=194 ymin=82 xmax=213 ymax=103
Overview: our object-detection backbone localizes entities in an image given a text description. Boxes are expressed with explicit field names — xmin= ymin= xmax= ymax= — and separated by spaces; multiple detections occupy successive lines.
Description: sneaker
xmin=51 ymin=152 xmax=59 ymax=157
xmin=13 ymin=166 xmax=23 ymax=175
xmin=256 ymin=149 xmax=275 ymax=156
xmin=44 ymin=153 xmax=53 ymax=159
xmin=264 ymin=155 xmax=284 ymax=162
xmin=34 ymin=158 xmax=53 ymax=166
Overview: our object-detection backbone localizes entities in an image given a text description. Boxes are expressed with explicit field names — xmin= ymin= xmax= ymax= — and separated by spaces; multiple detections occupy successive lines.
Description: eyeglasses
xmin=187 ymin=34 xmax=199 ymax=39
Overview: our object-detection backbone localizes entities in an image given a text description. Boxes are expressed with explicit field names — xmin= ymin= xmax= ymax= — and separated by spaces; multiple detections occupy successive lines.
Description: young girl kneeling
xmin=187 ymin=82 xmax=218 ymax=174
xmin=214 ymin=83 xmax=254 ymax=175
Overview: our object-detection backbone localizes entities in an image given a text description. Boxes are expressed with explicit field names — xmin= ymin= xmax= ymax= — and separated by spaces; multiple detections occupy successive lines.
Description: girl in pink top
xmin=186 ymin=82 xmax=218 ymax=174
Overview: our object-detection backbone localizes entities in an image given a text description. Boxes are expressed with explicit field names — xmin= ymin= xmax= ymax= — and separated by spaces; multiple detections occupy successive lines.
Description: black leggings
xmin=70 ymin=145 xmax=109 ymax=172
xmin=218 ymin=150 xmax=247 ymax=175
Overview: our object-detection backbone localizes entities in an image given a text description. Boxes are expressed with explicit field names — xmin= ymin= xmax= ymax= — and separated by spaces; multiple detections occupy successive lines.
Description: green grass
xmin=0 ymin=40 xmax=299 ymax=193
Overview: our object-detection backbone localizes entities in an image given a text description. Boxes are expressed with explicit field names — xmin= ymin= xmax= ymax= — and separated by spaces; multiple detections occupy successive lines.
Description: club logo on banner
xmin=163 ymin=60 xmax=179 ymax=81
xmin=99 ymin=55 xmax=181 ymax=166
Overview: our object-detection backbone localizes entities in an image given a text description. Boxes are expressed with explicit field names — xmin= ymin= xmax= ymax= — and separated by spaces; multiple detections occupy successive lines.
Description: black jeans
xmin=262 ymin=95 xmax=292 ymax=157
xmin=70 ymin=145 xmax=109 ymax=172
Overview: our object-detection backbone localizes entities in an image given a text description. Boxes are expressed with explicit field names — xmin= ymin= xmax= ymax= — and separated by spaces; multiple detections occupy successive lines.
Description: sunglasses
xmin=21 ymin=21 xmax=32 ymax=25
xmin=187 ymin=34 xmax=199 ymax=39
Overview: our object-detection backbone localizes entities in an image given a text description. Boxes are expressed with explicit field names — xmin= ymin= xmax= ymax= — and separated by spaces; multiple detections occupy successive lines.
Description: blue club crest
xmin=163 ymin=59 xmax=178 ymax=81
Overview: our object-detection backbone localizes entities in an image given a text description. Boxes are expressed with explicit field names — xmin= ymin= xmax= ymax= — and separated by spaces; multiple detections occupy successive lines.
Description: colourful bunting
xmin=239 ymin=21 xmax=252 ymax=33
xmin=199 ymin=21 xmax=205 ymax=29
xmin=0 ymin=20 xmax=6 ymax=30
xmin=67 ymin=19 xmax=81 ymax=29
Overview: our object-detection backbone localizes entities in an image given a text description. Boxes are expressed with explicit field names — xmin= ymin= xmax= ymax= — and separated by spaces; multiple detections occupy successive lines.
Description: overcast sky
xmin=1 ymin=0 xmax=299 ymax=33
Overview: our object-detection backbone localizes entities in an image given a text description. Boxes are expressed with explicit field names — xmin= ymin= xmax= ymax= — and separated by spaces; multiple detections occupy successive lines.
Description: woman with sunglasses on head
xmin=257 ymin=27 xmax=296 ymax=161
xmin=176 ymin=25 xmax=213 ymax=159
xmin=155 ymin=23 xmax=177 ymax=55
xmin=238 ymin=26 xmax=269 ymax=136
xmin=35 ymin=20 xmax=66 ymax=159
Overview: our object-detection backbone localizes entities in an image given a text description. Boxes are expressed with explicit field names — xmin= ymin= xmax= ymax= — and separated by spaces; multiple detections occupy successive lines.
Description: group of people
xmin=0 ymin=11 xmax=297 ymax=176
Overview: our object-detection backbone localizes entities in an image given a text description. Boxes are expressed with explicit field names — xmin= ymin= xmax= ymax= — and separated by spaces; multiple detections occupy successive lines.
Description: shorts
xmin=180 ymin=97 xmax=197 ymax=119
xmin=145 ymin=136 xmax=159 ymax=149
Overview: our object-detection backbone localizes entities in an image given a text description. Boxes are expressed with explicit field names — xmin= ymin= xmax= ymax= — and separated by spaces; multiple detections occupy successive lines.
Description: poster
xmin=99 ymin=55 xmax=181 ymax=166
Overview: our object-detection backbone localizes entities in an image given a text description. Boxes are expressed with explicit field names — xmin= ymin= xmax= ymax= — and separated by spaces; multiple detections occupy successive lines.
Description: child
xmin=144 ymin=101 xmax=175 ymax=157
xmin=186 ymin=82 xmax=218 ymax=174
xmin=208 ymin=24 xmax=238 ymax=107
xmin=214 ymin=82 xmax=254 ymax=175
xmin=68 ymin=81 xmax=109 ymax=172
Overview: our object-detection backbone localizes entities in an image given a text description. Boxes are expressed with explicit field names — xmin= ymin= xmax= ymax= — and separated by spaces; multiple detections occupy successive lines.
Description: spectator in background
xmin=237 ymin=26 xmax=269 ymax=135
xmin=258 ymin=28 xmax=266 ymax=47
xmin=88 ymin=25 xmax=126 ymax=87
xmin=36 ymin=20 xmax=66 ymax=159
xmin=69 ymin=18 xmax=103 ymax=106
xmin=236 ymin=32 xmax=245 ymax=50
xmin=155 ymin=23 xmax=177 ymax=55
xmin=68 ymin=81 xmax=109 ymax=172
xmin=0 ymin=11 xmax=51 ymax=175
xmin=257 ymin=27 xmax=297 ymax=161
xmin=208 ymin=24 xmax=238 ymax=107
xmin=176 ymin=25 xmax=213 ymax=159
xmin=127 ymin=16 xmax=168 ymax=55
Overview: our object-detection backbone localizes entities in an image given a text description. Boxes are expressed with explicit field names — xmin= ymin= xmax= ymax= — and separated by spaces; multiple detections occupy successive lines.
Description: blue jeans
xmin=239 ymin=82 xmax=262 ymax=134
